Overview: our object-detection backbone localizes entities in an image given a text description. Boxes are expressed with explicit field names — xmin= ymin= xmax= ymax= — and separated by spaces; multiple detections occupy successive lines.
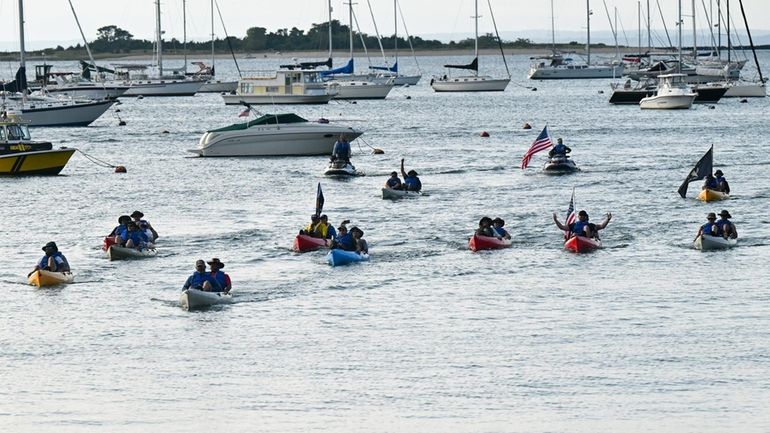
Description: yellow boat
xmin=27 ymin=270 xmax=74 ymax=287
xmin=696 ymin=188 xmax=730 ymax=202
xmin=0 ymin=114 xmax=75 ymax=175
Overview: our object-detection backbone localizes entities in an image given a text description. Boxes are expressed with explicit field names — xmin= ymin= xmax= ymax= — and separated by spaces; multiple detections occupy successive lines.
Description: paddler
xmin=182 ymin=259 xmax=221 ymax=292
xmin=33 ymin=241 xmax=70 ymax=273
xmin=207 ymin=258 xmax=231 ymax=293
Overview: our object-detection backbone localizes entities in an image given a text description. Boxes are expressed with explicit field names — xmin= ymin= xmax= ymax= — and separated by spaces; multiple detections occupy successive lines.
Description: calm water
xmin=1 ymin=53 xmax=770 ymax=432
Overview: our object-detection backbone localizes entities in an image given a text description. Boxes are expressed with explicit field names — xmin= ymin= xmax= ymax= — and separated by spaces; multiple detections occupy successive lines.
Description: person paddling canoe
xmin=33 ymin=241 xmax=70 ymax=273
xmin=553 ymin=210 xmax=612 ymax=239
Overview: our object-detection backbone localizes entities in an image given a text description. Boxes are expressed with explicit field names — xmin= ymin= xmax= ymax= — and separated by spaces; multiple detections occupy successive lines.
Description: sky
xmin=1 ymin=0 xmax=769 ymax=50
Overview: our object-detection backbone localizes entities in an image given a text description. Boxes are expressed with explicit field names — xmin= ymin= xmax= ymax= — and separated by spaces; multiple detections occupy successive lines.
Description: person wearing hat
xmin=702 ymin=173 xmax=719 ymax=191
xmin=121 ymin=221 xmax=150 ymax=250
xmin=492 ymin=217 xmax=511 ymax=240
xmin=34 ymin=242 xmax=70 ymax=273
xmin=130 ymin=211 xmax=159 ymax=242
xmin=331 ymin=224 xmax=355 ymax=251
xmin=696 ymin=212 xmax=720 ymax=238
xmin=331 ymin=134 xmax=351 ymax=163
xmin=714 ymin=170 xmax=730 ymax=194
xmin=301 ymin=214 xmax=321 ymax=237
xmin=553 ymin=210 xmax=612 ymax=239
xmin=207 ymin=258 xmax=231 ymax=293
xmin=350 ymin=227 xmax=368 ymax=254
xmin=106 ymin=215 xmax=132 ymax=247
xmin=548 ymin=137 xmax=571 ymax=158
xmin=400 ymin=158 xmax=422 ymax=192
xmin=385 ymin=171 xmax=402 ymax=189
xmin=715 ymin=210 xmax=737 ymax=239
xmin=475 ymin=216 xmax=496 ymax=237
xmin=183 ymin=259 xmax=221 ymax=292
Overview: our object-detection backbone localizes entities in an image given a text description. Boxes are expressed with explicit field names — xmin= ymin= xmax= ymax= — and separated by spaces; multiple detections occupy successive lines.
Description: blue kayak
xmin=327 ymin=249 xmax=370 ymax=266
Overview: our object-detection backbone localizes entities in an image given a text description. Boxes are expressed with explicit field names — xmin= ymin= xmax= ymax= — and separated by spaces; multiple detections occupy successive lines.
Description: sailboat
xmin=0 ymin=0 xmax=115 ymax=127
xmin=368 ymin=0 xmax=422 ymax=86
xmin=528 ymin=0 xmax=624 ymax=80
xmin=430 ymin=0 xmax=509 ymax=92
xmin=191 ymin=0 xmax=238 ymax=93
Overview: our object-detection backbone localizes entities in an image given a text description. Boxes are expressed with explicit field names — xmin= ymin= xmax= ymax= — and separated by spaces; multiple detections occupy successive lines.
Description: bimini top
xmin=209 ymin=113 xmax=308 ymax=132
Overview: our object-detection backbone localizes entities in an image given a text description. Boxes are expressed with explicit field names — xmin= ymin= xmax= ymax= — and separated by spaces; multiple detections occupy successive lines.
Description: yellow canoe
xmin=696 ymin=188 xmax=729 ymax=202
xmin=28 ymin=270 xmax=74 ymax=288
xmin=0 ymin=148 xmax=75 ymax=176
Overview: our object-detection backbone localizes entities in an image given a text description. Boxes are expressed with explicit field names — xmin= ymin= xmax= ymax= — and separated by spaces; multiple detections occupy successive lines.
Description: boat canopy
xmin=0 ymin=67 xmax=28 ymax=93
xmin=281 ymin=58 xmax=333 ymax=70
xmin=369 ymin=62 xmax=397 ymax=73
xmin=320 ymin=59 xmax=354 ymax=77
xmin=209 ymin=113 xmax=308 ymax=132
xmin=443 ymin=57 xmax=478 ymax=72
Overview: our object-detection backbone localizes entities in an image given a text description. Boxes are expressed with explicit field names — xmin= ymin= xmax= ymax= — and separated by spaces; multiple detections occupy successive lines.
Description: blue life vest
xmin=386 ymin=177 xmax=401 ymax=188
xmin=570 ymin=221 xmax=589 ymax=236
xmin=183 ymin=272 xmax=221 ymax=291
xmin=704 ymin=178 xmax=719 ymax=189
xmin=701 ymin=222 xmax=716 ymax=236
xmin=210 ymin=271 xmax=229 ymax=292
xmin=552 ymin=144 xmax=568 ymax=155
xmin=332 ymin=141 xmax=351 ymax=159
xmin=404 ymin=176 xmax=421 ymax=191
xmin=327 ymin=225 xmax=337 ymax=239
xmin=38 ymin=252 xmax=69 ymax=271
xmin=715 ymin=219 xmax=732 ymax=236
xmin=122 ymin=230 xmax=149 ymax=247
xmin=335 ymin=233 xmax=355 ymax=251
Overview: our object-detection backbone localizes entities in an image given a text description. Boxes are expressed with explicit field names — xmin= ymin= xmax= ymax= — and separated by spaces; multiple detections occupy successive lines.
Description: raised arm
xmin=400 ymin=158 xmax=407 ymax=178
xmin=552 ymin=213 xmax=568 ymax=231
xmin=596 ymin=213 xmax=612 ymax=230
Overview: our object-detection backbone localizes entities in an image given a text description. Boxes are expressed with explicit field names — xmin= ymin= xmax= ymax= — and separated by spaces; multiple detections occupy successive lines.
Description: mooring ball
xmin=480 ymin=131 xmax=490 ymax=137
xmin=114 ymin=165 xmax=127 ymax=173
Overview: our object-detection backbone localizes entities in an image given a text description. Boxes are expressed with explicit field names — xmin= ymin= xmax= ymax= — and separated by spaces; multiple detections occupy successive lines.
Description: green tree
xmin=244 ymin=27 xmax=267 ymax=51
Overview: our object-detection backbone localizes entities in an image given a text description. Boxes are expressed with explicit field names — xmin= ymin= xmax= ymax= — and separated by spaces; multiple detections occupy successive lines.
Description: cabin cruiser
xmin=639 ymin=73 xmax=697 ymax=109
xmin=0 ymin=113 xmax=75 ymax=175
xmin=222 ymin=69 xmax=337 ymax=105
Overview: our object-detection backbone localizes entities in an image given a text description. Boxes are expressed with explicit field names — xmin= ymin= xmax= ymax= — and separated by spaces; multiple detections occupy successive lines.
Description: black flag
xmin=678 ymin=145 xmax=713 ymax=198
xmin=315 ymin=182 xmax=324 ymax=217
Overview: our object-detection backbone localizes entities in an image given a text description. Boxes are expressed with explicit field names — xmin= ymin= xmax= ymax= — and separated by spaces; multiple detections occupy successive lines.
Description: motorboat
xmin=694 ymin=234 xmax=737 ymax=251
xmin=30 ymin=65 xmax=129 ymax=100
xmin=542 ymin=155 xmax=579 ymax=173
xmin=609 ymin=79 xmax=727 ymax=104
xmin=430 ymin=0 xmax=509 ymax=92
xmin=180 ymin=288 xmax=232 ymax=311
xmin=0 ymin=113 xmax=76 ymax=175
xmin=192 ymin=113 xmax=362 ymax=157
xmin=328 ymin=76 xmax=395 ymax=100
xmin=222 ymin=69 xmax=336 ymax=105
xmin=639 ymin=73 xmax=696 ymax=109
xmin=324 ymin=160 xmax=361 ymax=177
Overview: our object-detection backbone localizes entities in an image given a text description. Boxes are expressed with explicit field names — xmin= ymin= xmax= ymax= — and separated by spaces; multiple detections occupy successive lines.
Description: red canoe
xmin=563 ymin=235 xmax=602 ymax=253
xmin=293 ymin=234 xmax=330 ymax=253
xmin=468 ymin=234 xmax=512 ymax=252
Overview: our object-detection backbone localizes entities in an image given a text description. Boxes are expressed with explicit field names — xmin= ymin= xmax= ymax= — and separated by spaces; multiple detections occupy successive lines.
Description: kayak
xmin=564 ymin=235 xmax=602 ymax=253
xmin=694 ymin=234 xmax=737 ymax=251
xmin=293 ymin=234 xmax=330 ymax=253
xmin=28 ymin=270 xmax=74 ymax=288
xmin=381 ymin=188 xmax=421 ymax=199
xmin=180 ymin=288 xmax=232 ymax=311
xmin=107 ymin=245 xmax=158 ymax=261
xmin=542 ymin=155 xmax=579 ymax=173
xmin=696 ymin=188 xmax=729 ymax=202
xmin=468 ymin=234 xmax=512 ymax=252
xmin=327 ymin=249 xmax=369 ymax=266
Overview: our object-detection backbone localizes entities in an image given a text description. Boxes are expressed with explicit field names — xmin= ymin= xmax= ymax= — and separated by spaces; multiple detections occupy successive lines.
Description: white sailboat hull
xmin=122 ymin=79 xmax=206 ymax=96
xmin=331 ymin=81 xmax=394 ymax=99
xmin=528 ymin=64 xmax=625 ymax=80
xmin=724 ymin=82 xmax=766 ymax=97
xmin=430 ymin=76 xmax=509 ymax=92
xmin=393 ymin=75 xmax=421 ymax=86
xmin=41 ymin=85 xmax=128 ymax=100
xmin=14 ymin=99 xmax=116 ymax=127
xmin=198 ymin=80 xmax=239 ymax=93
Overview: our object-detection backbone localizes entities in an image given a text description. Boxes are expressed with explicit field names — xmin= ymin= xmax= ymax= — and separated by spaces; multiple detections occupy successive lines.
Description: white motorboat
xmin=192 ymin=113 xmax=362 ymax=157
xmin=180 ymin=288 xmax=232 ymax=311
xmin=381 ymin=187 xmax=420 ymax=199
xmin=222 ymin=69 xmax=335 ymax=105
xmin=106 ymin=245 xmax=158 ymax=261
xmin=430 ymin=0 xmax=509 ymax=92
xmin=694 ymin=235 xmax=737 ymax=251
xmin=324 ymin=160 xmax=361 ymax=177
xmin=640 ymin=73 xmax=696 ymax=109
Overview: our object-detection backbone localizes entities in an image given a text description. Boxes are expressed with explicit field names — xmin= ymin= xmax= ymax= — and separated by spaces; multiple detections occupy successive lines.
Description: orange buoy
xmin=114 ymin=165 xmax=127 ymax=173
xmin=480 ymin=131 xmax=490 ymax=137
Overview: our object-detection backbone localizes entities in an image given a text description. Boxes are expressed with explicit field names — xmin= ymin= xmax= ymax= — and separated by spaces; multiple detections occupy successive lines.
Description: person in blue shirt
xmin=553 ymin=210 xmax=612 ymax=239
xmin=548 ymin=137 xmax=571 ymax=158
xmin=131 ymin=210 xmax=159 ymax=242
xmin=385 ymin=171 xmax=402 ymax=189
xmin=492 ymin=218 xmax=511 ymax=240
xmin=400 ymin=158 xmax=422 ymax=192
xmin=183 ymin=260 xmax=221 ymax=292
xmin=207 ymin=258 xmax=231 ymax=293
xmin=714 ymin=209 xmax=737 ymax=239
xmin=714 ymin=170 xmax=730 ymax=194
xmin=331 ymin=135 xmax=351 ymax=163
xmin=121 ymin=222 xmax=150 ymax=250
xmin=331 ymin=224 xmax=355 ymax=251
xmin=702 ymin=173 xmax=719 ymax=190
xmin=696 ymin=212 xmax=719 ymax=238
xmin=33 ymin=241 xmax=70 ymax=273
xmin=107 ymin=215 xmax=131 ymax=246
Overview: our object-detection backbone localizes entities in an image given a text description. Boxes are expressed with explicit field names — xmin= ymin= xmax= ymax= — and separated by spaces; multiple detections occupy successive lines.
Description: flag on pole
xmin=677 ymin=145 xmax=713 ymax=198
xmin=315 ymin=182 xmax=325 ymax=217
xmin=564 ymin=188 xmax=576 ymax=238
xmin=238 ymin=108 xmax=250 ymax=118
xmin=521 ymin=125 xmax=553 ymax=169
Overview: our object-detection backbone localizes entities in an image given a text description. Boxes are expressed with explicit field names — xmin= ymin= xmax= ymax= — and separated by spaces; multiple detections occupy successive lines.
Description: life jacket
xmin=210 ymin=271 xmax=229 ymax=292
xmin=335 ymin=233 xmax=355 ymax=251
xmin=701 ymin=222 xmax=717 ymax=236
xmin=38 ymin=252 xmax=69 ymax=271
xmin=404 ymin=176 xmax=421 ymax=191
xmin=386 ymin=177 xmax=401 ymax=188
xmin=704 ymin=178 xmax=719 ymax=189
xmin=314 ymin=222 xmax=330 ymax=238
xmin=570 ymin=221 xmax=589 ymax=236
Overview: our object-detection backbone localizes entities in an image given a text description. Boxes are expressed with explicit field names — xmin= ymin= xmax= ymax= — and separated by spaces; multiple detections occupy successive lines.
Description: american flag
xmin=564 ymin=189 xmax=576 ymax=238
xmin=238 ymin=108 xmax=251 ymax=118
xmin=521 ymin=125 xmax=553 ymax=169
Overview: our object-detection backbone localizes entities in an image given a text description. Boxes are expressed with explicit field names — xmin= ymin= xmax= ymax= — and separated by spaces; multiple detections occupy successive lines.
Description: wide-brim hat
xmin=350 ymin=226 xmax=364 ymax=236
xmin=130 ymin=210 xmax=144 ymax=218
xmin=207 ymin=258 xmax=225 ymax=268
xmin=42 ymin=241 xmax=57 ymax=251
xmin=492 ymin=217 xmax=505 ymax=226
xmin=719 ymin=210 xmax=731 ymax=218
xmin=118 ymin=215 xmax=131 ymax=224
xmin=715 ymin=170 xmax=724 ymax=176
xmin=407 ymin=170 xmax=418 ymax=176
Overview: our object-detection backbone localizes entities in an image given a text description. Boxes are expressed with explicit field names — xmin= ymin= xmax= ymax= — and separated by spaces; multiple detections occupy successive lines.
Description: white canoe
xmin=381 ymin=188 xmax=421 ymax=199
xmin=180 ymin=288 xmax=232 ymax=311
xmin=694 ymin=235 xmax=737 ymax=251
xmin=107 ymin=245 xmax=158 ymax=261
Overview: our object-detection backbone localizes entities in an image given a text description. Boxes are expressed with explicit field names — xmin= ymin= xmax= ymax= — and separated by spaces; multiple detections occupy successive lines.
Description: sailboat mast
xmin=726 ymin=0 xmax=731 ymax=62
xmin=550 ymin=0 xmax=555 ymax=50
xmin=210 ymin=0 xmax=215 ymax=72
xmin=678 ymin=0 xmax=682 ymax=73
xmin=692 ymin=0 xmax=697 ymax=58
xmin=18 ymin=0 xmax=26 ymax=72
xmin=156 ymin=0 xmax=163 ymax=76
xmin=717 ymin=0 xmax=721 ymax=59
xmin=328 ymin=0 xmax=333 ymax=60
xmin=183 ymin=0 xmax=187 ymax=74
xmin=586 ymin=0 xmax=591 ymax=65
xmin=348 ymin=0 xmax=354 ymax=61
xmin=394 ymin=0 xmax=398 ymax=72
xmin=474 ymin=0 xmax=479 ymax=63
xmin=647 ymin=0 xmax=651 ymax=51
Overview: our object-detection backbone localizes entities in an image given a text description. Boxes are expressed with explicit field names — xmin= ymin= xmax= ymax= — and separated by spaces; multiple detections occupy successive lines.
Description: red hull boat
xmin=563 ymin=235 xmax=602 ymax=253
xmin=293 ymin=234 xmax=330 ymax=252
xmin=468 ymin=234 xmax=512 ymax=252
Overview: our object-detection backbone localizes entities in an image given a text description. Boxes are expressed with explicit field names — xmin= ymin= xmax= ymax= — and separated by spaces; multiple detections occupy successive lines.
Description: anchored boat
xmin=0 ymin=114 xmax=75 ymax=175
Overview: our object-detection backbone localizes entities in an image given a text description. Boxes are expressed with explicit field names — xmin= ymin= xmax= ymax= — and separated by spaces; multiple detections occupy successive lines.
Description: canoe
xmin=28 ymin=270 xmax=74 ymax=287
xmin=468 ymin=234 xmax=512 ymax=252
xmin=327 ymin=249 xmax=369 ymax=266
xmin=107 ymin=245 xmax=158 ymax=261
xmin=694 ymin=234 xmax=737 ymax=251
xmin=381 ymin=188 xmax=421 ymax=199
xmin=696 ymin=188 xmax=729 ymax=202
xmin=293 ymin=234 xmax=330 ymax=252
xmin=564 ymin=235 xmax=602 ymax=253
xmin=180 ymin=288 xmax=232 ymax=311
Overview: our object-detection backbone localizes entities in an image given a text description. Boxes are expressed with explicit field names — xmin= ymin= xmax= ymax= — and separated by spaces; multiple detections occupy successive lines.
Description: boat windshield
xmin=20 ymin=125 xmax=31 ymax=140
xmin=6 ymin=124 xmax=28 ymax=140
xmin=304 ymin=72 xmax=323 ymax=84
xmin=0 ymin=127 xmax=5 ymax=141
